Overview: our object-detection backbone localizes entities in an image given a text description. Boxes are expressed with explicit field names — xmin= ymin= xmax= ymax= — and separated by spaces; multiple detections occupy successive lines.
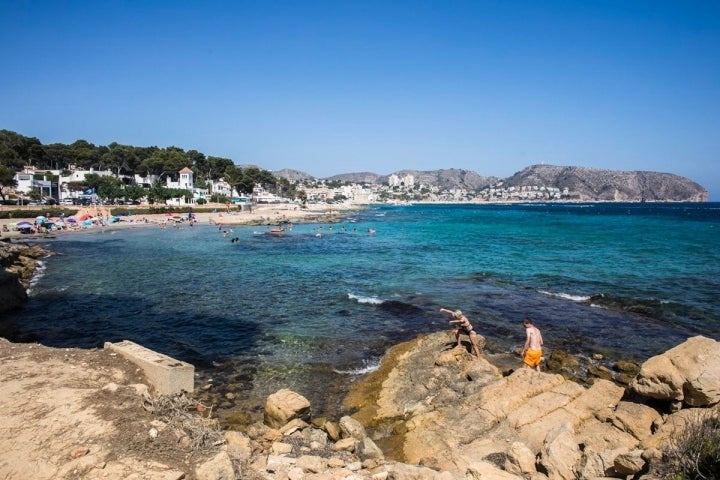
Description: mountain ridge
xmin=274 ymin=164 xmax=708 ymax=202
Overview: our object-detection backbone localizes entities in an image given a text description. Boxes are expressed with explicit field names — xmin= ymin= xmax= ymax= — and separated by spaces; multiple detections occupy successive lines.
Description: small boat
xmin=269 ymin=227 xmax=284 ymax=235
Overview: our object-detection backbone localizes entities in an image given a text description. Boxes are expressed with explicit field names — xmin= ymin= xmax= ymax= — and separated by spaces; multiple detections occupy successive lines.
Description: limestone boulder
xmin=195 ymin=451 xmax=235 ymax=480
xmin=301 ymin=427 xmax=328 ymax=448
xmin=323 ymin=420 xmax=341 ymax=441
xmin=613 ymin=449 xmax=646 ymax=476
xmin=296 ymin=454 xmax=327 ymax=473
xmin=263 ymin=389 xmax=311 ymax=429
xmin=576 ymin=420 xmax=639 ymax=453
xmin=466 ymin=460 xmax=524 ymax=479
xmin=516 ymin=378 xmax=624 ymax=452
xmin=631 ymin=336 xmax=720 ymax=406
xmin=343 ymin=332 xmax=720 ymax=480
xmin=641 ymin=408 xmax=711 ymax=450
xmin=578 ymin=447 xmax=628 ymax=479
xmin=224 ymin=431 xmax=253 ymax=462
xmin=386 ymin=461 xmax=458 ymax=480
xmin=339 ymin=415 xmax=367 ymax=440
xmin=356 ymin=436 xmax=384 ymax=460
xmin=539 ymin=422 xmax=580 ymax=480
xmin=611 ymin=401 xmax=662 ymax=441
xmin=505 ymin=441 xmax=537 ymax=476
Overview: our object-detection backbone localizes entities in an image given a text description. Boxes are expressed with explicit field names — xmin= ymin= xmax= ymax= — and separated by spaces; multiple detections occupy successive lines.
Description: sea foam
xmin=539 ymin=290 xmax=592 ymax=303
xmin=333 ymin=359 xmax=381 ymax=375
xmin=348 ymin=293 xmax=384 ymax=305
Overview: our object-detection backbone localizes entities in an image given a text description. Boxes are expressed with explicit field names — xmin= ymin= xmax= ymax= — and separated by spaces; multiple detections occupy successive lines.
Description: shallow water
xmin=3 ymin=202 xmax=719 ymax=416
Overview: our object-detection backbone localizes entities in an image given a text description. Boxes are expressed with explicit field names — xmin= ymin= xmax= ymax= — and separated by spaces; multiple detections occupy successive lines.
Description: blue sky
xmin=2 ymin=1 xmax=719 ymax=199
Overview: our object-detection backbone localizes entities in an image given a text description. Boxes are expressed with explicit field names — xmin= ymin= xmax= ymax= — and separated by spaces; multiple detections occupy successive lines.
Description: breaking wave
xmin=348 ymin=293 xmax=384 ymax=305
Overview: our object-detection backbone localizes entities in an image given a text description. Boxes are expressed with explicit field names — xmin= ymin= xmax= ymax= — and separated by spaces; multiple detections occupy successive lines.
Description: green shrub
xmin=0 ymin=208 xmax=75 ymax=220
xmin=660 ymin=406 xmax=720 ymax=480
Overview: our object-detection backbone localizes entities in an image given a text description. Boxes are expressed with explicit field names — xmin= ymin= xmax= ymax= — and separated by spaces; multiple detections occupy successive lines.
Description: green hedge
xmin=0 ymin=208 xmax=76 ymax=220
xmin=108 ymin=206 xmax=233 ymax=217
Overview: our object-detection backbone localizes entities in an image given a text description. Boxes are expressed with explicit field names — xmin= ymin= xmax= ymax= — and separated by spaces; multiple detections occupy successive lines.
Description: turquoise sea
xmin=2 ymin=202 xmax=719 ymax=416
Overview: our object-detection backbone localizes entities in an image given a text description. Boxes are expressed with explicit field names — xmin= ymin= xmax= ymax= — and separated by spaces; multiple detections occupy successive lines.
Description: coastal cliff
xmin=503 ymin=164 xmax=709 ymax=202
xmin=0 ymin=240 xmax=46 ymax=314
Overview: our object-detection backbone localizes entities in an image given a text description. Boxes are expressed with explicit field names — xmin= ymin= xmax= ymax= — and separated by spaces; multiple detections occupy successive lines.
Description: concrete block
xmin=104 ymin=340 xmax=194 ymax=395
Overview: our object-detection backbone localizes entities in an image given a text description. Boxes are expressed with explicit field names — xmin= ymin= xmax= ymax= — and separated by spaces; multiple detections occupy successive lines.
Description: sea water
xmin=3 ymin=202 xmax=719 ymax=416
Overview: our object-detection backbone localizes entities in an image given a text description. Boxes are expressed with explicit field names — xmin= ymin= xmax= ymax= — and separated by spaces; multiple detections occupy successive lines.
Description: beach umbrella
xmin=83 ymin=219 xmax=93 ymax=226
xmin=36 ymin=215 xmax=47 ymax=224
xmin=66 ymin=217 xmax=77 ymax=223
xmin=78 ymin=213 xmax=92 ymax=221
xmin=17 ymin=221 xmax=33 ymax=228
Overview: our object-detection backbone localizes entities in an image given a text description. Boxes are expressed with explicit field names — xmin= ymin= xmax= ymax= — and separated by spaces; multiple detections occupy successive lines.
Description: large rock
xmin=611 ymin=401 xmax=662 ymax=441
xmin=539 ymin=422 xmax=580 ymax=480
xmin=613 ymin=449 xmax=646 ymax=476
xmin=356 ymin=436 xmax=384 ymax=460
xmin=224 ymin=431 xmax=253 ymax=462
xmin=466 ymin=460 xmax=524 ymax=479
xmin=194 ymin=451 xmax=236 ymax=480
xmin=263 ymin=389 xmax=311 ymax=429
xmin=0 ymin=269 xmax=27 ymax=313
xmin=386 ymin=461 xmax=457 ymax=480
xmin=640 ymin=408 xmax=710 ymax=450
xmin=339 ymin=415 xmax=367 ymax=440
xmin=0 ymin=241 xmax=50 ymax=313
xmin=345 ymin=332 xmax=718 ymax=479
xmin=631 ymin=336 xmax=720 ymax=406
xmin=504 ymin=441 xmax=537 ymax=476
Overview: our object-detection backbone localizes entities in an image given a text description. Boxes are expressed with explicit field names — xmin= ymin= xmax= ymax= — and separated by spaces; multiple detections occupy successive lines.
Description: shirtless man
xmin=521 ymin=318 xmax=544 ymax=371
xmin=440 ymin=308 xmax=482 ymax=358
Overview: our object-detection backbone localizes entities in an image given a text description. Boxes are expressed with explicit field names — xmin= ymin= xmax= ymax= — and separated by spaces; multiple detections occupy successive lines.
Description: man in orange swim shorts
xmin=521 ymin=318 xmax=543 ymax=371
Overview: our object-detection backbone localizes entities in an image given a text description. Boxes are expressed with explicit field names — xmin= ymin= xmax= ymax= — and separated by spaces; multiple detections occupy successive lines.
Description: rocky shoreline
xmin=0 ymin=239 xmax=48 ymax=314
xmin=1 ymin=330 xmax=718 ymax=479
xmin=2 ymin=239 xmax=719 ymax=479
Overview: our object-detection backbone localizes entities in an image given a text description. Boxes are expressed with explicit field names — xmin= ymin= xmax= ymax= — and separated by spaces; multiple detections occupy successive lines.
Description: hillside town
xmin=7 ymin=165 xmax=577 ymax=208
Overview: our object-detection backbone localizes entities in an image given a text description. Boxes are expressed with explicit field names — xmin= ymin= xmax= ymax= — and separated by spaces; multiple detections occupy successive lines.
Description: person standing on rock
xmin=440 ymin=308 xmax=481 ymax=358
xmin=521 ymin=318 xmax=544 ymax=371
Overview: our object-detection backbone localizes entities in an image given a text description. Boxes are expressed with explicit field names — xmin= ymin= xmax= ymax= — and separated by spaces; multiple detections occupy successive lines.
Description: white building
xmin=388 ymin=173 xmax=415 ymax=188
xmin=212 ymin=178 xmax=233 ymax=198
xmin=59 ymin=168 xmax=115 ymax=200
xmin=253 ymin=184 xmax=285 ymax=203
xmin=14 ymin=172 xmax=34 ymax=194
xmin=166 ymin=167 xmax=194 ymax=190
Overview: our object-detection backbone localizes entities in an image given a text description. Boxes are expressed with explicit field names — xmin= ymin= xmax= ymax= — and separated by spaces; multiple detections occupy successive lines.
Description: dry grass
xmin=147 ymin=392 xmax=225 ymax=452
xmin=660 ymin=406 xmax=720 ymax=480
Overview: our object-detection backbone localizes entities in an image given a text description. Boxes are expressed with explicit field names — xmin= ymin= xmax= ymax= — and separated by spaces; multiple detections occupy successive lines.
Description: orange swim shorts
xmin=523 ymin=348 xmax=542 ymax=367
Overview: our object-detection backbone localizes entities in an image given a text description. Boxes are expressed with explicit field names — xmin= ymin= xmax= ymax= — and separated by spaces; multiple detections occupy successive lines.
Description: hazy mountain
xmin=323 ymin=172 xmax=383 ymax=184
xmin=380 ymin=168 xmax=499 ymax=190
xmin=273 ymin=164 xmax=707 ymax=202
xmin=503 ymin=164 xmax=708 ymax=202
xmin=272 ymin=169 xmax=315 ymax=182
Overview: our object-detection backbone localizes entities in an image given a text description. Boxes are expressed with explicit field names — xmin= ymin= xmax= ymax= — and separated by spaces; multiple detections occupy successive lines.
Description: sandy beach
xmin=0 ymin=202 xmax=362 ymax=240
